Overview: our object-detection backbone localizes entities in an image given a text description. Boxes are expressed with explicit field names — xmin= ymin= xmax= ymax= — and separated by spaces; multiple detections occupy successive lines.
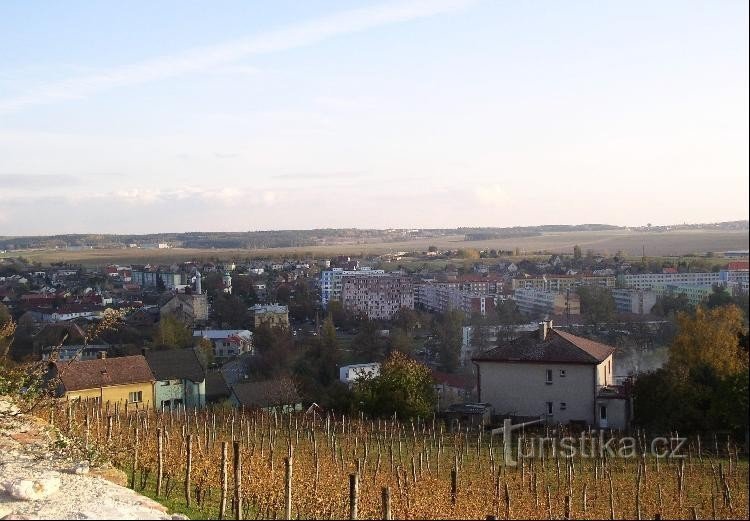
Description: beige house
xmin=250 ymin=304 xmax=289 ymax=330
xmin=160 ymin=293 xmax=208 ymax=326
xmin=472 ymin=321 xmax=631 ymax=430
xmin=49 ymin=354 xmax=155 ymax=408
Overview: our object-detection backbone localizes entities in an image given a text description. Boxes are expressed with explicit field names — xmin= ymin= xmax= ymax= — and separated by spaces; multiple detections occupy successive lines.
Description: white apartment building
xmin=611 ymin=289 xmax=657 ymax=315
xmin=514 ymin=288 xmax=581 ymax=317
xmin=622 ymin=272 xmax=720 ymax=290
xmin=320 ymin=267 xmax=385 ymax=307
xmin=512 ymin=276 xmax=615 ymax=291
xmin=650 ymin=284 xmax=722 ymax=307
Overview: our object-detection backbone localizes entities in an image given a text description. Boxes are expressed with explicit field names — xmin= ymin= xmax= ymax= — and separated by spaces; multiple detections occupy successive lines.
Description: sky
xmin=0 ymin=0 xmax=748 ymax=235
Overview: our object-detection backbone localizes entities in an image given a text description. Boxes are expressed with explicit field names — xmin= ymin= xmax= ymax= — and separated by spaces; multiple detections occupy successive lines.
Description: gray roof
xmin=472 ymin=328 xmax=615 ymax=365
xmin=231 ymin=378 xmax=300 ymax=408
xmin=145 ymin=348 xmax=206 ymax=383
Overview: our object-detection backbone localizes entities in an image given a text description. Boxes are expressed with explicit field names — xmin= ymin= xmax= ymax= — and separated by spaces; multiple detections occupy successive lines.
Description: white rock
xmin=4 ymin=473 xmax=61 ymax=500
xmin=72 ymin=461 xmax=90 ymax=475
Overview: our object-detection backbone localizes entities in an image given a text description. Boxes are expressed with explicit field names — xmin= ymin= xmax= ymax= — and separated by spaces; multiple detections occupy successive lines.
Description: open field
xmin=2 ymin=229 xmax=747 ymax=266
xmin=43 ymin=399 xmax=749 ymax=520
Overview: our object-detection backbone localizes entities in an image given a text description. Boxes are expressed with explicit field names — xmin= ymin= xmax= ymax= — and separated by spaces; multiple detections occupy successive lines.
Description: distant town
xmin=1 ymin=238 xmax=747 ymax=428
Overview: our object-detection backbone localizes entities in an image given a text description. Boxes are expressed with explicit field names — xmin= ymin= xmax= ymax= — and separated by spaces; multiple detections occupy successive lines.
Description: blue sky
xmin=1 ymin=0 xmax=748 ymax=235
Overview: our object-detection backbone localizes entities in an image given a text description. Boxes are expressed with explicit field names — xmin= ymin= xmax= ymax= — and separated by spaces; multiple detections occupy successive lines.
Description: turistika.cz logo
xmin=498 ymin=419 xmax=686 ymax=466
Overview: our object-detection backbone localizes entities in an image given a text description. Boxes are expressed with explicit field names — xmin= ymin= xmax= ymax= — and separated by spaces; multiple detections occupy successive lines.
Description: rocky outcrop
xmin=0 ymin=396 xmax=187 ymax=520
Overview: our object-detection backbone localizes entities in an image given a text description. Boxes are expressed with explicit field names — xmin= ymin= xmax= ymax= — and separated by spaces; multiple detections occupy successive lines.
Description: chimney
xmin=97 ymin=351 xmax=107 ymax=359
xmin=538 ymin=321 xmax=548 ymax=341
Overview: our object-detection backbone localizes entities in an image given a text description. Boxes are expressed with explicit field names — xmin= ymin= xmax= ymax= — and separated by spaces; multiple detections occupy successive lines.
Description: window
xmin=128 ymin=391 xmax=143 ymax=403
xmin=560 ymin=402 xmax=567 ymax=410
xmin=559 ymin=369 xmax=566 ymax=377
xmin=545 ymin=369 xmax=553 ymax=384
xmin=546 ymin=401 xmax=553 ymax=415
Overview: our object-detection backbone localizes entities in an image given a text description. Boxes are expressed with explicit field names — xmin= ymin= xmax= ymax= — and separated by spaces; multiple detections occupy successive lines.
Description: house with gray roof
xmin=145 ymin=348 xmax=206 ymax=409
xmin=472 ymin=320 xmax=631 ymax=430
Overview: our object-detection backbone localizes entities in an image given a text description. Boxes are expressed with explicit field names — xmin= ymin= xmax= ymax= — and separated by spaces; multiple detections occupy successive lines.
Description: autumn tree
xmin=667 ymin=305 xmax=748 ymax=380
xmin=633 ymin=305 xmax=749 ymax=435
xmin=0 ymin=303 xmax=15 ymax=360
xmin=153 ymin=314 xmax=194 ymax=349
xmin=353 ymin=351 xmax=436 ymax=419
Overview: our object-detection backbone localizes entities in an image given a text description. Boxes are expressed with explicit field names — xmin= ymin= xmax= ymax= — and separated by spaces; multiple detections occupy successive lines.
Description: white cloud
xmin=474 ymin=184 xmax=510 ymax=207
xmin=0 ymin=0 xmax=476 ymax=114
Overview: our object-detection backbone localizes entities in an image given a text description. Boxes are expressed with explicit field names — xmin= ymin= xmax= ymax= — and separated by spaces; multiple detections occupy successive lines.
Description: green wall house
xmin=145 ymin=347 xmax=206 ymax=409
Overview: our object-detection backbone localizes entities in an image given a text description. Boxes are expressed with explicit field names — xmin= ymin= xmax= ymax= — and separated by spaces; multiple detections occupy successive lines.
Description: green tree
xmin=388 ymin=327 xmax=415 ymax=356
xmin=428 ymin=245 xmax=438 ymax=253
xmin=706 ymin=285 xmax=733 ymax=309
xmin=576 ymin=286 xmax=616 ymax=324
xmin=153 ymin=314 xmax=193 ymax=349
xmin=213 ymin=294 xmax=249 ymax=328
xmin=433 ymin=310 xmax=464 ymax=372
xmin=353 ymin=351 xmax=436 ymax=419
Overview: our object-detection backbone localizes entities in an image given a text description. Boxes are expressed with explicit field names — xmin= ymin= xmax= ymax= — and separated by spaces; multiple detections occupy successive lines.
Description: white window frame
xmin=545 ymin=369 xmax=553 ymax=384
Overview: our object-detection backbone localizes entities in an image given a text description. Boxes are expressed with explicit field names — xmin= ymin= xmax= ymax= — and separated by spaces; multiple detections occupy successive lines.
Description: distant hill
xmin=0 ymin=221 xmax=746 ymax=251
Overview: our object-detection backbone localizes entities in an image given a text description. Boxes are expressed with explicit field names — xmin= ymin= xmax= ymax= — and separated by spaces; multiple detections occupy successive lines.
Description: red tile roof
xmin=55 ymin=355 xmax=154 ymax=391
xmin=473 ymin=328 xmax=614 ymax=365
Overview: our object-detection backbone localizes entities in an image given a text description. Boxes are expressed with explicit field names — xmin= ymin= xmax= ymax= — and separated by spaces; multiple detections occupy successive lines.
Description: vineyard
xmin=40 ymin=399 xmax=749 ymax=520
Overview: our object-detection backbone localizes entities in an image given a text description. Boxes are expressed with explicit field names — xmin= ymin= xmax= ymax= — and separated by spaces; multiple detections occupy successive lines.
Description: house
xmin=339 ymin=363 xmax=380 ymax=386
xmin=145 ymin=348 xmax=206 ymax=409
xmin=205 ymin=371 xmax=231 ymax=404
xmin=472 ymin=320 xmax=630 ymax=430
xmin=230 ymin=378 xmax=302 ymax=412
xmin=250 ymin=304 xmax=289 ymax=330
xmin=160 ymin=293 xmax=208 ymax=327
xmin=193 ymin=329 xmax=253 ymax=361
xmin=432 ymin=370 xmax=474 ymax=410
xmin=49 ymin=353 xmax=155 ymax=407
xmin=41 ymin=344 xmax=110 ymax=362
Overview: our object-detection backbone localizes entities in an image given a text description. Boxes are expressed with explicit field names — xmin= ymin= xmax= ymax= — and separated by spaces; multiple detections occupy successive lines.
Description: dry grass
xmin=2 ymin=229 xmax=747 ymax=266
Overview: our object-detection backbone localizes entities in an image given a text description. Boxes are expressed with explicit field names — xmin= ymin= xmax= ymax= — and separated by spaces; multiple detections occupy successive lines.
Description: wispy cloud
xmin=272 ymin=171 xmax=367 ymax=180
xmin=0 ymin=0 xmax=476 ymax=114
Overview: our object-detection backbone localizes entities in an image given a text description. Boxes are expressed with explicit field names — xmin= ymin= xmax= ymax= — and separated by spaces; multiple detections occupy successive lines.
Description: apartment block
xmin=512 ymin=275 xmax=615 ymax=292
xmin=651 ymin=284 xmax=725 ymax=307
xmin=514 ymin=288 xmax=581 ymax=317
xmin=621 ymin=272 xmax=720 ymax=290
xmin=320 ymin=267 xmax=385 ymax=307
xmin=340 ymin=273 xmax=413 ymax=320
xmin=611 ymin=288 xmax=657 ymax=315
xmin=415 ymin=281 xmax=495 ymax=317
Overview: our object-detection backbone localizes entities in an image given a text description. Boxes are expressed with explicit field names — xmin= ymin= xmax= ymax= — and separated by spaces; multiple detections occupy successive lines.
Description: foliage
xmin=352 ymin=351 xmax=436 ymax=419
xmin=667 ymin=305 xmax=748 ymax=380
xmin=212 ymin=294 xmax=249 ymax=329
xmin=0 ymin=303 xmax=15 ymax=359
xmin=633 ymin=305 xmax=749 ymax=436
xmin=196 ymin=337 xmax=215 ymax=367
xmin=432 ymin=310 xmax=464 ymax=373
xmin=153 ymin=314 xmax=194 ymax=349
xmin=576 ymin=286 xmax=616 ymax=324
